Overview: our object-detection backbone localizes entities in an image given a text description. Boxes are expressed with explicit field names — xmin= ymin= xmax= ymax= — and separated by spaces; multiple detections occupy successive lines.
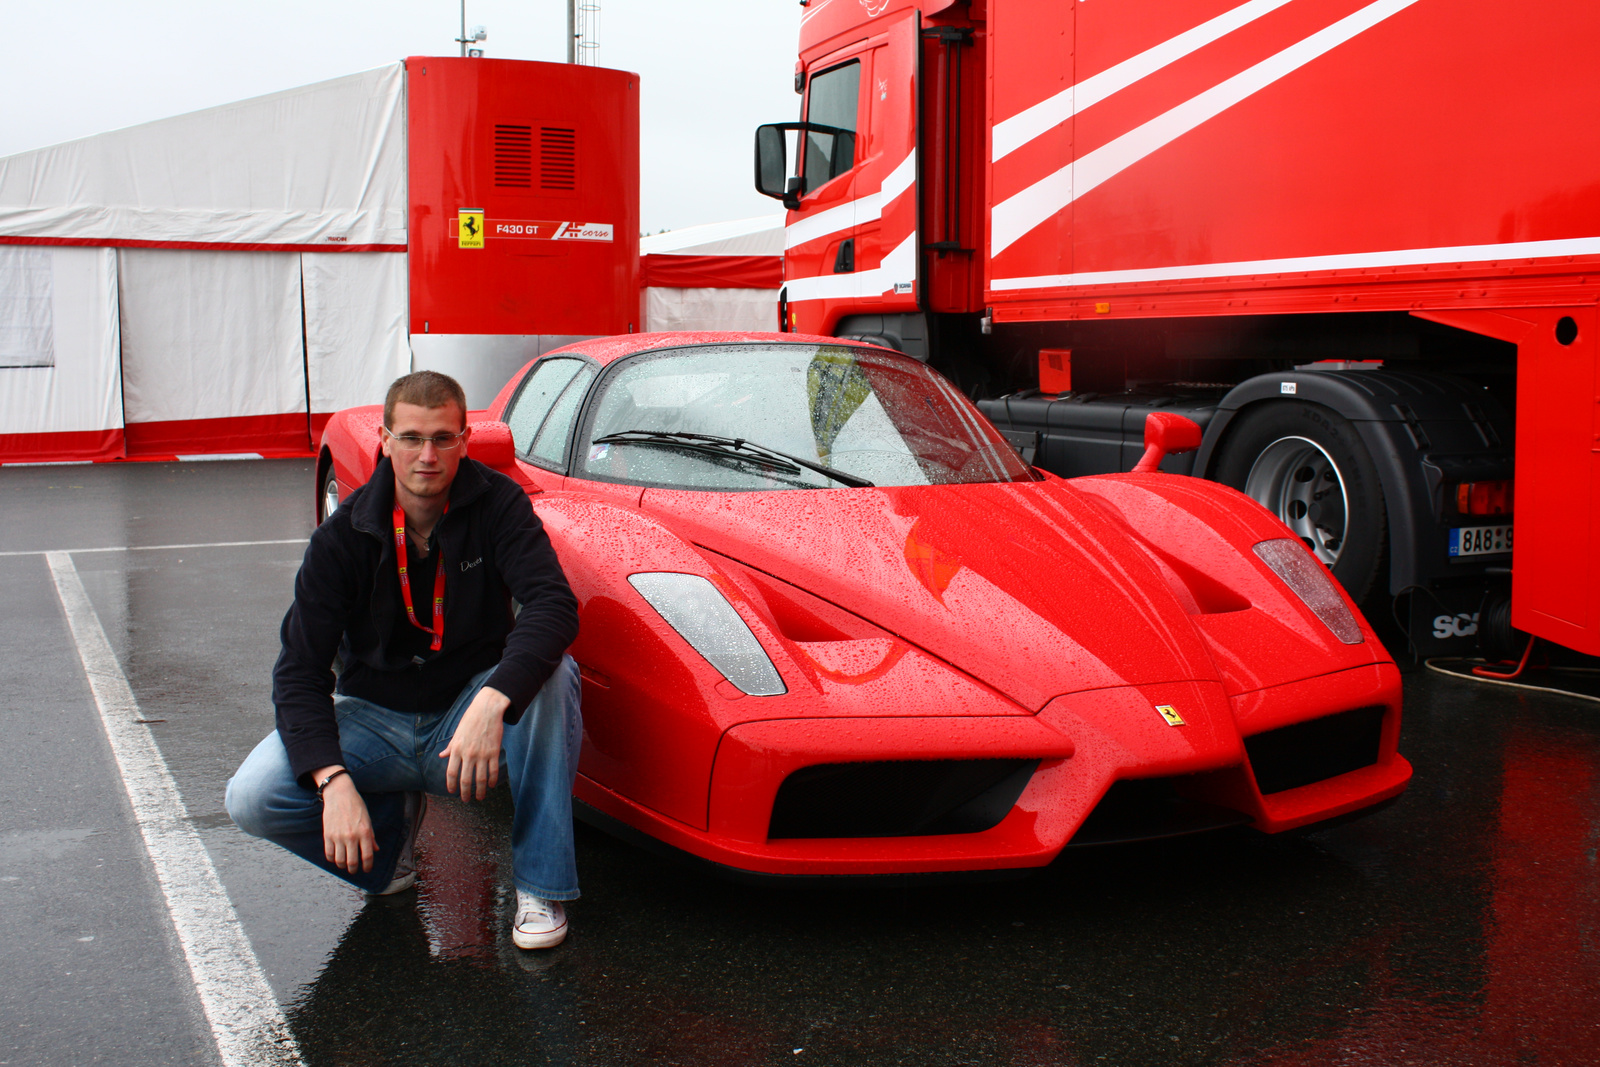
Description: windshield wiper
xmin=593 ymin=430 xmax=875 ymax=488
xmin=594 ymin=431 xmax=801 ymax=479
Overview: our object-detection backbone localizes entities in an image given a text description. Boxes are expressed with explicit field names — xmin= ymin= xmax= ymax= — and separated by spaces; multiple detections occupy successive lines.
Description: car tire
xmin=319 ymin=466 xmax=341 ymax=525
xmin=837 ymin=333 xmax=899 ymax=352
xmin=1213 ymin=401 xmax=1387 ymax=603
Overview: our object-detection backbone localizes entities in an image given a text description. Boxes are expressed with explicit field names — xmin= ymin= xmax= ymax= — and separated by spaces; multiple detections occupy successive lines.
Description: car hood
xmin=639 ymin=480 xmax=1222 ymax=711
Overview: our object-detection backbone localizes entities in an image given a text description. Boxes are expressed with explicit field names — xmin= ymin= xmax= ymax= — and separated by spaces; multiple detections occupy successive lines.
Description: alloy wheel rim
xmin=1243 ymin=435 xmax=1349 ymax=566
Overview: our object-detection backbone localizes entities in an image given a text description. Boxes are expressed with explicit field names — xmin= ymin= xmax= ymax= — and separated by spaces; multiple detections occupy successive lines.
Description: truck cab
xmin=756 ymin=0 xmax=1600 ymax=659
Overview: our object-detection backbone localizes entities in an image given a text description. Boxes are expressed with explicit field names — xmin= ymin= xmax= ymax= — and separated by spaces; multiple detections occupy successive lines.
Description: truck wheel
xmin=1213 ymin=402 xmax=1387 ymax=603
xmin=319 ymin=467 xmax=340 ymax=524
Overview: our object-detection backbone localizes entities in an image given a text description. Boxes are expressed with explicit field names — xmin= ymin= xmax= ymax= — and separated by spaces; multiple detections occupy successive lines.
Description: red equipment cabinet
xmin=406 ymin=57 xmax=639 ymax=406
xmin=759 ymin=0 xmax=1600 ymax=658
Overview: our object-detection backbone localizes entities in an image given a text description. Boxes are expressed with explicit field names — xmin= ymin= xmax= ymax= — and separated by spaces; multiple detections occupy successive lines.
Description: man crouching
xmin=226 ymin=370 xmax=581 ymax=949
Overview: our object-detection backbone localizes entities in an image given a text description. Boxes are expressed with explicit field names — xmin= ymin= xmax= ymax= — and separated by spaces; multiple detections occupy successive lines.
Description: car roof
xmin=537 ymin=331 xmax=907 ymax=367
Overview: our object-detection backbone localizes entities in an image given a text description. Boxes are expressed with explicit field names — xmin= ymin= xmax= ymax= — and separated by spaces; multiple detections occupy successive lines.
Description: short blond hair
xmin=384 ymin=371 xmax=467 ymax=429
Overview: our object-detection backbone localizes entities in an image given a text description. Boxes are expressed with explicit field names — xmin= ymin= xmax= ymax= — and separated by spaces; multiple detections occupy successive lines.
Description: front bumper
xmin=573 ymin=662 xmax=1410 ymax=877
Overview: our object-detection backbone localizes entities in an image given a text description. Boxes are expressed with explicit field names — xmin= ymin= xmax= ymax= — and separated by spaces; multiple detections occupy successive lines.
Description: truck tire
xmin=838 ymin=333 xmax=900 ymax=352
xmin=1213 ymin=402 xmax=1387 ymax=603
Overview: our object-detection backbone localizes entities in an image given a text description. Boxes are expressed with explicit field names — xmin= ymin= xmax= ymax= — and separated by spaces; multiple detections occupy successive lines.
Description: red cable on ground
xmin=1473 ymin=635 xmax=1537 ymax=680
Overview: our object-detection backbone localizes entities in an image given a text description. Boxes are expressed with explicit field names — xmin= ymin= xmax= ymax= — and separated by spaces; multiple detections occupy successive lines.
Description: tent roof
xmin=0 ymin=64 xmax=407 ymax=250
xmin=640 ymin=214 xmax=784 ymax=258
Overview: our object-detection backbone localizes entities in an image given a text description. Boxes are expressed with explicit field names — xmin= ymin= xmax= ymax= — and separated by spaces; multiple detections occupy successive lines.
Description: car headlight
xmin=1253 ymin=539 xmax=1363 ymax=645
xmin=628 ymin=572 xmax=788 ymax=695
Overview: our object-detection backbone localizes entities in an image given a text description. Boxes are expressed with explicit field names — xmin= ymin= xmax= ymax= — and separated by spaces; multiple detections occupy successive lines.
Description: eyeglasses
xmin=384 ymin=428 xmax=467 ymax=453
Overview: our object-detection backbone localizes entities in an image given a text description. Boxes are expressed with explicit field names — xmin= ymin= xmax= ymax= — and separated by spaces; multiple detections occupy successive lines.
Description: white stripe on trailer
xmin=989 ymin=234 xmax=1600 ymax=292
xmin=990 ymin=0 xmax=1424 ymax=256
xmin=992 ymin=0 xmax=1300 ymax=161
xmin=46 ymin=551 xmax=304 ymax=1067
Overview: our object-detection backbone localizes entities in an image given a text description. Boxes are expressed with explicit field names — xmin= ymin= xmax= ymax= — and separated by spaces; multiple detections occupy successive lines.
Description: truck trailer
xmin=755 ymin=0 xmax=1600 ymax=659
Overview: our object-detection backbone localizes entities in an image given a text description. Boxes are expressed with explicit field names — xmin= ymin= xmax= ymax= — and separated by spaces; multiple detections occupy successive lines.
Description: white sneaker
xmin=513 ymin=891 xmax=568 ymax=949
xmin=367 ymin=792 xmax=426 ymax=897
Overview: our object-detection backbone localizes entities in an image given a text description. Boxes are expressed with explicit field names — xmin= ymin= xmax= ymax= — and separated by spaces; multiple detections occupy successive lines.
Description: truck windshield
xmin=581 ymin=344 xmax=1037 ymax=492
xmin=803 ymin=60 xmax=859 ymax=187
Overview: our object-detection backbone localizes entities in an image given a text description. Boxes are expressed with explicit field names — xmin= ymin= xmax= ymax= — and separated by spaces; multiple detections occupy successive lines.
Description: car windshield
xmin=580 ymin=344 xmax=1036 ymax=491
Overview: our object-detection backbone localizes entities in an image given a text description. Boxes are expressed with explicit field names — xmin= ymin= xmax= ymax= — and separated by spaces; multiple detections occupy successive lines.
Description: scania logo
xmin=1433 ymin=612 xmax=1479 ymax=639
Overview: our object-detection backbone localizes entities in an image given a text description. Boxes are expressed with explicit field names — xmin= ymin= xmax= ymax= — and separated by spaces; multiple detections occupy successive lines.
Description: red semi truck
xmin=755 ymin=0 xmax=1600 ymax=658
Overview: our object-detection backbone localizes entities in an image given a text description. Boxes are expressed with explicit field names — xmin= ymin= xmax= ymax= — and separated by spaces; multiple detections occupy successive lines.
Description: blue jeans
xmin=226 ymin=657 xmax=582 ymax=900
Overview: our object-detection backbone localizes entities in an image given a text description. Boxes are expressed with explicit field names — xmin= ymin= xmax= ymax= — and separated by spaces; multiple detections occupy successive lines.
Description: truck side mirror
xmin=757 ymin=121 xmax=852 ymax=210
xmin=755 ymin=124 xmax=797 ymax=206
xmin=1131 ymin=412 xmax=1203 ymax=473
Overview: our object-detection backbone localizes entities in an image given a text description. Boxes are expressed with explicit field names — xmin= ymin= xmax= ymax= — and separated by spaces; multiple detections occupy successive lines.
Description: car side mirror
xmin=467 ymin=419 xmax=518 ymax=473
xmin=1131 ymin=412 xmax=1203 ymax=473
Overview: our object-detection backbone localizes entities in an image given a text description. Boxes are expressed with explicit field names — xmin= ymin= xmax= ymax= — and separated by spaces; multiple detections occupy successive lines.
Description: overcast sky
xmin=0 ymin=0 xmax=801 ymax=234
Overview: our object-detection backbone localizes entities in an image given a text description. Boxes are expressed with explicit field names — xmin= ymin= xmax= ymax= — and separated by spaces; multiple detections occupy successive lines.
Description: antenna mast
xmin=568 ymin=0 xmax=600 ymax=65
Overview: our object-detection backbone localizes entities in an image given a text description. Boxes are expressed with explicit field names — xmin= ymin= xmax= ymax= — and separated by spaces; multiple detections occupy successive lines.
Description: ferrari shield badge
xmin=1155 ymin=704 xmax=1185 ymax=726
xmin=458 ymin=209 xmax=485 ymax=248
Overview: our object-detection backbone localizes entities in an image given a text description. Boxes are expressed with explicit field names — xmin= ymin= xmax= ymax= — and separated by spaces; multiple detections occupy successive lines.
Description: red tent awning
xmin=640 ymin=253 xmax=782 ymax=290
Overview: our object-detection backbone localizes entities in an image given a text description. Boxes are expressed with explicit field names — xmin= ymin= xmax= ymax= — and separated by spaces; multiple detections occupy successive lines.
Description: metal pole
xmin=460 ymin=0 xmax=467 ymax=57
xmin=566 ymin=0 xmax=576 ymax=63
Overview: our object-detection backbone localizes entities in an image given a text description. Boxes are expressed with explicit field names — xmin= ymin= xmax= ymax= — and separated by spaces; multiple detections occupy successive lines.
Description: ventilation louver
xmin=540 ymin=127 xmax=577 ymax=191
xmin=494 ymin=125 xmax=533 ymax=189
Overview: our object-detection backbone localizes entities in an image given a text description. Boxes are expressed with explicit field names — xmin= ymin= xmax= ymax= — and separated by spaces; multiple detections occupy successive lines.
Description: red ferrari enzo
xmin=318 ymin=333 xmax=1410 ymax=879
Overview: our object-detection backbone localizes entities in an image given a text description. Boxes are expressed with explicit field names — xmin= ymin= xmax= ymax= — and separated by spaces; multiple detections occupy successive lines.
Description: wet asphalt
xmin=1 ymin=459 xmax=1597 ymax=1067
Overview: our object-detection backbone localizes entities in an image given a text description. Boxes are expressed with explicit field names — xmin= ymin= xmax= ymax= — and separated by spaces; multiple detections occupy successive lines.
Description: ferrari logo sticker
xmin=451 ymin=217 xmax=616 ymax=244
xmin=1155 ymin=704 xmax=1185 ymax=726
xmin=458 ymin=209 xmax=485 ymax=248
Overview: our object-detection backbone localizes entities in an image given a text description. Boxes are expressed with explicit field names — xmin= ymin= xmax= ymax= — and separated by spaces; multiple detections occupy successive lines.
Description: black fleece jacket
xmin=272 ymin=456 xmax=579 ymax=785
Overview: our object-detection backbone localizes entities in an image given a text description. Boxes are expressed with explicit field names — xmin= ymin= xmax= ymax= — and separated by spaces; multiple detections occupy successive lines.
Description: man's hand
xmin=440 ymin=686 xmax=511 ymax=802
xmin=314 ymin=766 xmax=377 ymax=874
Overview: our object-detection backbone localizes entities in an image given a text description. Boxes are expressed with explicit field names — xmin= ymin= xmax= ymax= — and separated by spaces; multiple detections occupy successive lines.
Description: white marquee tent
xmin=0 ymin=64 xmax=409 ymax=462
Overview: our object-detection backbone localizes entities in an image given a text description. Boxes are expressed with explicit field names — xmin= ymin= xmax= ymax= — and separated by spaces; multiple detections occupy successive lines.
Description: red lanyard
xmin=393 ymin=502 xmax=447 ymax=652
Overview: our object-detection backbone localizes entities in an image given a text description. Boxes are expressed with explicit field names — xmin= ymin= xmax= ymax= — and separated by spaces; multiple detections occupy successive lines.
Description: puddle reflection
xmin=280 ymin=683 xmax=1600 ymax=1067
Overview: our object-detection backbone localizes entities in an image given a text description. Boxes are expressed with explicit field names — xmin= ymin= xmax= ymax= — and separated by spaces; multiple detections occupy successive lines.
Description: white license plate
xmin=1449 ymin=524 xmax=1513 ymax=557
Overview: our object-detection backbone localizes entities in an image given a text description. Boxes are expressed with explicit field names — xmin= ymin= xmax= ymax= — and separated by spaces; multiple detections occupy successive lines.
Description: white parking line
xmin=46 ymin=551 xmax=304 ymax=1067
xmin=0 ymin=538 xmax=308 ymax=558
xmin=176 ymin=453 xmax=266 ymax=462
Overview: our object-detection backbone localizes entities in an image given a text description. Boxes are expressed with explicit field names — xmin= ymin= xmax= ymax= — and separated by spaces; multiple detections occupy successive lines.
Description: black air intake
xmin=1067 ymin=777 xmax=1250 ymax=847
xmin=1245 ymin=705 xmax=1385 ymax=795
xmin=768 ymin=759 xmax=1037 ymax=839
